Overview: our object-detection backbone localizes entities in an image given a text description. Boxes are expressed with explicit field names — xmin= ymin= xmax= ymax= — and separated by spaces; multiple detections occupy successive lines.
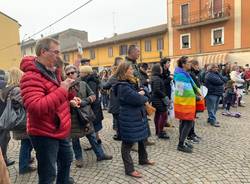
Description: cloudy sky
xmin=0 ymin=0 xmax=167 ymax=42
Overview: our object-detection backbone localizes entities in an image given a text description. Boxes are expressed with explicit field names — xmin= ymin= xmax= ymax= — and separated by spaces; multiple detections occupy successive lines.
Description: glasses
xmin=66 ymin=71 xmax=76 ymax=76
xmin=47 ymin=49 xmax=60 ymax=55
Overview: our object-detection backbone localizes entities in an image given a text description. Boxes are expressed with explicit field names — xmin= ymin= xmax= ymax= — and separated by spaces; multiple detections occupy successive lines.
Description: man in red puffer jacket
xmin=20 ymin=37 xmax=75 ymax=184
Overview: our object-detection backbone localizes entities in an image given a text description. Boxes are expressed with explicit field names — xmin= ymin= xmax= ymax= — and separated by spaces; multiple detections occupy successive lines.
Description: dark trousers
xmin=112 ymin=114 xmax=120 ymax=137
xmin=30 ymin=136 xmax=73 ymax=184
xmin=179 ymin=120 xmax=194 ymax=146
xmin=121 ymin=141 xmax=148 ymax=174
xmin=19 ymin=139 xmax=33 ymax=173
xmin=154 ymin=111 xmax=167 ymax=135
xmin=0 ymin=130 xmax=10 ymax=161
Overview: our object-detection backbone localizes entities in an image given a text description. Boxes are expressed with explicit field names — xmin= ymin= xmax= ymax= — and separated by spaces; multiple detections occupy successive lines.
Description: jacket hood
xmin=20 ymin=56 xmax=38 ymax=73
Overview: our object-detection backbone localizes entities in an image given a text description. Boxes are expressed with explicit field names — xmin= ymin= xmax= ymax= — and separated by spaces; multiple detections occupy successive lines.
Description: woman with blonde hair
xmin=2 ymin=67 xmax=35 ymax=174
xmin=79 ymin=65 xmax=104 ymax=144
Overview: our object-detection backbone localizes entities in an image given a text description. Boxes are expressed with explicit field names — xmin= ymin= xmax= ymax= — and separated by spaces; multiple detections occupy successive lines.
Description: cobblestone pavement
xmin=7 ymin=96 xmax=250 ymax=184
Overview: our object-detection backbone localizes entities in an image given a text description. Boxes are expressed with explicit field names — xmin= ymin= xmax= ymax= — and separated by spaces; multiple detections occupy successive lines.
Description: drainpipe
xmin=199 ymin=0 xmax=202 ymax=54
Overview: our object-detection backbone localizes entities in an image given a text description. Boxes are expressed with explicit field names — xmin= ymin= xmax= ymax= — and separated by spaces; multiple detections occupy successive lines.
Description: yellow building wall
xmin=0 ymin=14 xmax=21 ymax=70
xmin=66 ymin=33 xmax=168 ymax=67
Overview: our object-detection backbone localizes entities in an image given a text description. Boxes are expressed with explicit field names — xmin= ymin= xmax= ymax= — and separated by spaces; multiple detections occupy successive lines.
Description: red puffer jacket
xmin=20 ymin=56 xmax=71 ymax=139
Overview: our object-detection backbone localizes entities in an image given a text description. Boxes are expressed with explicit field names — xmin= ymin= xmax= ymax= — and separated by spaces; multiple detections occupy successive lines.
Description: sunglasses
xmin=66 ymin=71 xmax=76 ymax=76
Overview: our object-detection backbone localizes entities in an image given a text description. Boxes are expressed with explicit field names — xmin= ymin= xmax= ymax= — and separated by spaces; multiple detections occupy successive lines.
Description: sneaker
xmin=19 ymin=166 xmax=36 ymax=175
xmin=187 ymin=136 xmax=200 ymax=144
xmin=177 ymin=144 xmax=193 ymax=153
xmin=75 ymin=159 xmax=84 ymax=168
xmin=158 ymin=132 xmax=170 ymax=139
xmin=211 ymin=122 xmax=220 ymax=127
xmin=184 ymin=142 xmax=193 ymax=149
xmin=145 ymin=140 xmax=155 ymax=146
xmin=97 ymin=154 xmax=113 ymax=161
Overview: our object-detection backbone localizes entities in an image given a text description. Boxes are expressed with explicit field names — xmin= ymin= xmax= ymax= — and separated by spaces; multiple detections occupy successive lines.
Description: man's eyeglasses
xmin=47 ymin=49 xmax=60 ymax=55
xmin=66 ymin=71 xmax=76 ymax=76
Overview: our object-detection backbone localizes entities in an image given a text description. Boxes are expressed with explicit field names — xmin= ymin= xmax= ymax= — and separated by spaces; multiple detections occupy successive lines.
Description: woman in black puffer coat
xmin=151 ymin=64 xmax=169 ymax=139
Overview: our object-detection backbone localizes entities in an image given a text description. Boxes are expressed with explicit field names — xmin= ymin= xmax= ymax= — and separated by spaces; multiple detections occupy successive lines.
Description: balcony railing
xmin=172 ymin=4 xmax=231 ymax=29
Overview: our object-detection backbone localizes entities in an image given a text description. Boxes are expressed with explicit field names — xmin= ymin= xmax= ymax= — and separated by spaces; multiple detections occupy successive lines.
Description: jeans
xmin=0 ymin=130 xmax=10 ymax=161
xmin=101 ymin=94 xmax=109 ymax=109
xmin=205 ymin=95 xmax=221 ymax=123
xmin=179 ymin=120 xmax=194 ymax=146
xmin=19 ymin=139 xmax=33 ymax=173
xmin=72 ymin=133 xmax=105 ymax=160
xmin=30 ymin=136 xmax=73 ymax=184
xmin=121 ymin=140 xmax=148 ymax=174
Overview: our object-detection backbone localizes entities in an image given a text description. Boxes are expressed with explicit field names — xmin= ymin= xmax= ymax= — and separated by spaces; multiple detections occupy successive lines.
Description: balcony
xmin=172 ymin=4 xmax=231 ymax=30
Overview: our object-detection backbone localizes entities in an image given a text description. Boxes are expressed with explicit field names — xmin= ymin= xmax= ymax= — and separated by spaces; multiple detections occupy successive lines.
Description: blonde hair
xmin=79 ymin=66 xmax=93 ymax=74
xmin=7 ymin=67 xmax=23 ymax=86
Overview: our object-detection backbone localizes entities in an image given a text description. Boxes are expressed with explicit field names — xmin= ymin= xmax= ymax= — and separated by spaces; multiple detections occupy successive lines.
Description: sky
xmin=0 ymin=0 xmax=167 ymax=42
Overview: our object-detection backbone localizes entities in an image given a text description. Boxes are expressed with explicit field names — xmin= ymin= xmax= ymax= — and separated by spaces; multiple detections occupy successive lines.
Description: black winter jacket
xmin=151 ymin=74 xmax=167 ymax=112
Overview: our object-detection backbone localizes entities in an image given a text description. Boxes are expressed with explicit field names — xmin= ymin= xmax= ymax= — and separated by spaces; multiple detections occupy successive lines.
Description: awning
xmin=197 ymin=53 xmax=228 ymax=66
xmin=227 ymin=52 xmax=250 ymax=66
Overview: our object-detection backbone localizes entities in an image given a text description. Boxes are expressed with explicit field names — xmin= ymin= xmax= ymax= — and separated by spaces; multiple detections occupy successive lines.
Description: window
xmin=63 ymin=53 xmax=70 ymax=62
xmin=108 ymin=47 xmax=113 ymax=57
xmin=181 ymin=4 xmax=189 ymax=25
xmin=211 ymin=27 xmax=224 ymax=45
xmin=157 ymin=38 xmax=164 ymax=51
xmin=180 ymin=33 xmax=191 ymax=49
xmin=89 ymin=49 xmax=95 ymax=59
xmin=119 ymin=45 xmax=128 ymax=56
xmin=31 ymin=47 xmax=34 ymax=54
xmin=213 ymin=0 xmax=223 ymax=17
xmin=144 ymin=40 xmax=151 ymax=52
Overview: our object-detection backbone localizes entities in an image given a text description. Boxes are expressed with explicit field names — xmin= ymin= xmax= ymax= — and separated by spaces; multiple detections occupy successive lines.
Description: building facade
xmin=62 ymin=24 xmax=168 ymax=67
xmin=0 ymin=11 xmax=21 ymax=70
xmin=21 ymin=29 xmax=88 ymax=63
xmin=168 ymin=0 xmax=250 ymax=66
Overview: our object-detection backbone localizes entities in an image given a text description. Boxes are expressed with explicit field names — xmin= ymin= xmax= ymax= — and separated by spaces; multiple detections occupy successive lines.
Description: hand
xmin=61 ymin=78 xmax=75 ymax=90
xmin=70 ymin=100 xmax=78 ymax=107
xmin=89 ymin=95 xmax=96 ymax=103
xmin=138 ymin=90 xmax=145 ymax=96
xmin=73 ymin=97 xmax=82 ymax=104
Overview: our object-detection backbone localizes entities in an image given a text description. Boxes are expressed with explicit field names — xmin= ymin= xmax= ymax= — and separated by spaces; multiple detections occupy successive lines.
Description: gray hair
xmin=35 ymin=37 xmax=59 ymax=56
xmin=64 ymin=64 xmax=77 ymax=73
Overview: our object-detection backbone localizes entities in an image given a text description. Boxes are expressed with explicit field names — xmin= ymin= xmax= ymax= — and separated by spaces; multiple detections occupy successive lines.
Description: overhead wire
xmin=0 ymin=0 xmax=94 ymax=52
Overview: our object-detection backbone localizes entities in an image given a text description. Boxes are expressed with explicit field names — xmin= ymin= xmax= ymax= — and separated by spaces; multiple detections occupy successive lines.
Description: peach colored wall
xmin=172 ymin=0 xmax=235 ymax=56
xmin=241 ymin=0 xmax=250 ymax=48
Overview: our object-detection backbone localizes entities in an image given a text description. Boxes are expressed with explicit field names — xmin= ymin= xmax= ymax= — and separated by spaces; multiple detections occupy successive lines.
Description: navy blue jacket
xmin=115 ymin=81 xmax=149 ymax=143
xmin=205 ymin=71 xmax=227 ymax=96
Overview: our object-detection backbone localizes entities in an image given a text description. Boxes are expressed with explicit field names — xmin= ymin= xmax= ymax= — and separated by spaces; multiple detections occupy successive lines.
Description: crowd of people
xmin=0 ymin=37 xmax=249 ymax=183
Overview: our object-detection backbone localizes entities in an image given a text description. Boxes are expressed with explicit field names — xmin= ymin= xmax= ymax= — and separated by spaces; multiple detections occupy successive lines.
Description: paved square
xmin=7 ymin=96 xmax=250 ymax=184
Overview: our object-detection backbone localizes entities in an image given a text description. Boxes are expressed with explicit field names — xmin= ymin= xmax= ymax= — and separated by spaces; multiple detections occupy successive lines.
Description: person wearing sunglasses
xmin=65 ymin=65 xmax=113 ymax=168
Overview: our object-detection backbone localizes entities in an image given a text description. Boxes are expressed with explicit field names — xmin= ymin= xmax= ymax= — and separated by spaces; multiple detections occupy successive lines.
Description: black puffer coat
xmin=151 ymin=74 xmax=167 ymax=112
